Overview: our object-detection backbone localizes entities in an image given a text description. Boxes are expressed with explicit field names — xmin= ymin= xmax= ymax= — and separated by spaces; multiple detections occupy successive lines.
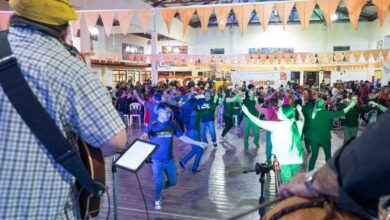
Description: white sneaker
xmin=154 ymin=200 xmax=162 ymax=210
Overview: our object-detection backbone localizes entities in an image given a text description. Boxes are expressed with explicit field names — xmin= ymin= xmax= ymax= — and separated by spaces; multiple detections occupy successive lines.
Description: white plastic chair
xmin=123 ymin=114 xmax=129 ymax=127
xmin=129 ymin=103 xmax=142 ymax=127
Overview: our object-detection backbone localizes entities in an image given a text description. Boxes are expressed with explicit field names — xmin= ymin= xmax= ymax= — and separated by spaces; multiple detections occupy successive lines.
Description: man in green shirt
xmin=220 ymin=90 xmax=241 ymax=140
xmin=241 ymin=84 xmax=260 ymax=151
xmin=338 ymin=96 xmax=369 ymax=145
xmin=307 ymin=98 xmax=356 ymax=171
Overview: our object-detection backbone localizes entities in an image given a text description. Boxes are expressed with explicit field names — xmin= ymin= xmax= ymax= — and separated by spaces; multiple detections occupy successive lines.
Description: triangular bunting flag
xmin=269 ymin=55 xmax=275 ymax=64
xmin=317 ymin=0 xmax=340 ymax=29
xmin=117 ymin=10 xmax=134 ymax=36
xmin=295 ymin=0 xmax=316 ymax=30
xmin=344 ymin=52 xmax=351 ymax=62
xmin=309 ymin=53 xmax=318 ymax=63
xmin=363 ymin=51 xmax=372 ymax=62
xmin=138 ymin=9 xmax=152 ymax=32
xmin=83 ymin=11 xmax=99 ymax=28
xmin=372 ymin=0 xmax=390 ymax=26
xmin=79 ymin=14 xmax=91 ymax=53
xmin=214 ymin=6 xmax=232 ymax=32
xmin=372 ymin=50 xmax=381 ymax=61
xmin=165 ymin=55 xmax=172 ymax=63
xmin=343 ymin=0 xmax=368 ymax=29
xmin=160 ymin=8 xmax=177 ymax=34
xmin=0 ymin=12 xmax=11 ymax=30
xmin=69 ymin=12 xmax=82 ymax=36
xmin=335 ymin=53 xmax=343 ymax=62
xmin=381 ymin=49 xmax=389 ymax=59
xmin=353 ymin=51 xmax=362 ymax=62
xmin=326 ymin=53 xmax=333 ymax=63
xmin=275 ymin=2 xmax=295 ymax=30
xmin=301 ymin=53 xmax=307 ymax=63
xmin=293 ymin=54 xmax=299 ymax=63
xmin=284 ymin=54 xmax=291 ymax=63
xmin=318 ymin=53 xmax=326 ymax=63
xmin=260 ymin=54 xmax=267 ymax=63
xmin=197 ymin=7 xmax=213 ymax=32
xmin=232 ymin=4 xmax=253 ymax=35
xmin=178 ymin=8 xmax=195 ymax=36
xmin=277 ymin=54 xmax=284 ymax=63
xmin=100 ymin=11 xmax=115 ymax=36
xmin=254 ymin=3 xmax=274 ymax=31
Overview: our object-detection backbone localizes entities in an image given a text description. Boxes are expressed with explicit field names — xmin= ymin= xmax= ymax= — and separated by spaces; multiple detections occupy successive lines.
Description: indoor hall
xmin=1 ymin=0 xmax=390 ymax=220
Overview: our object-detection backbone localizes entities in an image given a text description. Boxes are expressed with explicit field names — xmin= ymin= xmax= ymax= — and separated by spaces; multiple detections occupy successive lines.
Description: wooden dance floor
xmin=93 ymin=124 xmax=363 ymax=220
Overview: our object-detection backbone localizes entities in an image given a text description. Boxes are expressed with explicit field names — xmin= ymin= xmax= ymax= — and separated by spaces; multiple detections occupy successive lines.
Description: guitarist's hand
xmin=279 ymin=173 xmax=319 ymax=199
xmin=279 ymin=165 xmax=339 ymax=199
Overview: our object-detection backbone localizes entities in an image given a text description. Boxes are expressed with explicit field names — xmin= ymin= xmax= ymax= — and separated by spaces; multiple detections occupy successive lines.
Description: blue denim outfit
xmin=197 ymin=98 xmax=217 ymax=143
xmin=200 ymin=121 xmax=216 ymax=143
xmin=144 ymin=120 xmax=183 ymax=201
xmin=180 ymin=129 xmax=203 ymax=171
xmin=152 ymin=159 xmax=176 ymax=201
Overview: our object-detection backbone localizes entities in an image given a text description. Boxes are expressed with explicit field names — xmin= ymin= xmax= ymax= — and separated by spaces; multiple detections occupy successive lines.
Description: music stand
xmin=111 ymin=139 xmax=159 ymax=220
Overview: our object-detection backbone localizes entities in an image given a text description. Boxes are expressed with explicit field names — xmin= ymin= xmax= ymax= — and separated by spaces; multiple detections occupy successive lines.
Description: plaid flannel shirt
xmin=0 ymin=26 xmax=125 ymax=219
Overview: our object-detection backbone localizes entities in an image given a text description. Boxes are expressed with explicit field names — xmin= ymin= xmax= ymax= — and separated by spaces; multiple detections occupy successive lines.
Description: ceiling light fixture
xmin=173 ymin=48 xmax=180 ymax=54
xmin=331 ymin=14 xmax=338 ymax=21
xmin=88 ymin=27 xmax=99 ymax=36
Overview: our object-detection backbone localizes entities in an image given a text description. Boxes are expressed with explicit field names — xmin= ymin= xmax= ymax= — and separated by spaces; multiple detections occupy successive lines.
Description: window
xmin=210 ymin=48 xmax=225 ymax=54
xmin=333 ymin=46 xmax=350 ymax=51
xmin=122 ymin=43 xmax=144 ymax=60
xmin=112 ymin=70 xmax=127 ymax=86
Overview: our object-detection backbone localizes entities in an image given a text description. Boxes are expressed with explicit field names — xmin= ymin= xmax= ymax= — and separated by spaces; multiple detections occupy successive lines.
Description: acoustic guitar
xmin=77 ymin=139 xmax=106 ymax=219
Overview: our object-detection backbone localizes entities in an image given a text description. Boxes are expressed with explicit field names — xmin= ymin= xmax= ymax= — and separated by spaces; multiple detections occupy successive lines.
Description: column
xmin=300 ymin=70 xmax=304 ymax=85
xmin=151 ymin=8 xmax=158 ymax=85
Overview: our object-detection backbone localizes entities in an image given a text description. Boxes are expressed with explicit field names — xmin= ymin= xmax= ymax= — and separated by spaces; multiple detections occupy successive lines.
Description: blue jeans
xmin=266 ymin=130 xmax=272 ymax=162
xmin=180 ymin=129 xmax=203 ymax=171
xmin=200 ymin=121 xmax=216 ymax=143
xmin=152 ymin=159 xmax=176 ymax=201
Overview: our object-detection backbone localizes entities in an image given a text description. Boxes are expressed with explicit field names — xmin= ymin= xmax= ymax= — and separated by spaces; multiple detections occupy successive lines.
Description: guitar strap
xmin=0 ymin=31 xmax=104 ymax=197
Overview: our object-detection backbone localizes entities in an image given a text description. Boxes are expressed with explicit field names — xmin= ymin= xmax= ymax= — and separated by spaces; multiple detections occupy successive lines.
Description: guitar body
xmin=262 ymin=196 xmax=363 ymax=220
xmin=77 ymin=139 xmax=106 ymax=219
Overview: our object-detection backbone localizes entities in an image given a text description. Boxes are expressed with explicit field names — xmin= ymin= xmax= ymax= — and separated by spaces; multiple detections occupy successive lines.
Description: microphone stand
xmin=112 ymin=155 xmax=118 ymax=220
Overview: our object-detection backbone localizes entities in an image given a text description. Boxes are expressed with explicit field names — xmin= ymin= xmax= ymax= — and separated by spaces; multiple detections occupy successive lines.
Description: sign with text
xmin=232 ymin=71 xmax=291 ymax=88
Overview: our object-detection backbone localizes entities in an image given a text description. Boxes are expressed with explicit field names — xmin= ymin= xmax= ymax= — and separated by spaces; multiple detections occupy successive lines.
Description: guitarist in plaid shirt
xmin=0 ymin=1 xmax=127 ymax=219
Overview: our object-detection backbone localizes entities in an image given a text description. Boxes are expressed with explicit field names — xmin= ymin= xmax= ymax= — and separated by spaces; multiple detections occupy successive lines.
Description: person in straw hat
xmin=0 ymin=1 xmax=127 ymax=219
